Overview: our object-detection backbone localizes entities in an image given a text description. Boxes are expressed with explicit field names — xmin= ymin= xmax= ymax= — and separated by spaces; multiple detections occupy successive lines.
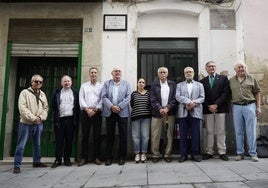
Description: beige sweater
xmin=18 ymin=87 xmax=49 ymax=125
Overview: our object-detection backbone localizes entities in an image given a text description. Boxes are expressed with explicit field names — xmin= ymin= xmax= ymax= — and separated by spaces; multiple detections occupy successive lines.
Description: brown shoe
xmin=33 ymin=162 xmax=47 ymax=167
xmin=94 ymin=158 xmax=103 ymax=165
xmin=13 ymin=167 xmax=21 ymax=174
xmin=77 ymin=159 xmax=88 ymax=167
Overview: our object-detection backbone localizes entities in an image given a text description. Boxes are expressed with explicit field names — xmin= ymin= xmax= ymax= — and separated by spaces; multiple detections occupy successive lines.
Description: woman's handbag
xmin=256 ymin=135 xmax=268 ymax=158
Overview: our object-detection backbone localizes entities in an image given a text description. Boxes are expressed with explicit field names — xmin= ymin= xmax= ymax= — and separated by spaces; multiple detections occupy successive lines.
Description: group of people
xmin=13 ymin=61 xmax=261 ymax=174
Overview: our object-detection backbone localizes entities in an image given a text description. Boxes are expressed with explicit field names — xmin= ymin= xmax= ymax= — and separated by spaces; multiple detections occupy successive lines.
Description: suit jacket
xmin=176 ymin=80 xmax=204 ymax=119
xmin=150 ymin=79 xmax=177 ymax=117
xmin=200 ymin=74 xmax=230 ymax=114
xmin=102 ymin=79 xmax=131 ymax=118
xmin=51 ymin=87 xmax=80 ymax=129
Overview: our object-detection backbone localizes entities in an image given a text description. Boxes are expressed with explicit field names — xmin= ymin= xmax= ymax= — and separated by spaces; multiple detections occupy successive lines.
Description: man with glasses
xmin=150 ymin=67 xmax=177 ymax=163
xmin=13 ymin=74 xmax=49 ymax=174
xmin=200 ymin=61 xmax=230 ymax=161
xmin=176 ymin=67 xmax=204 ymax=162
xmin=102 ymin=67 xmax=131 ymax=166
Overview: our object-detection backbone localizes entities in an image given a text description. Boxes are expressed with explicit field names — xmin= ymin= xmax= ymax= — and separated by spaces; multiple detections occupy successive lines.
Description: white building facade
xmin=0 ymin=0 xmax=267 ymax=159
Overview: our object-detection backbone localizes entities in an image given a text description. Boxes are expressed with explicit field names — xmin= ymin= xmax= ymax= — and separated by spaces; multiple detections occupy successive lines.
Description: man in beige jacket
xmin=13 ymin=74 xmax=49 ymax=174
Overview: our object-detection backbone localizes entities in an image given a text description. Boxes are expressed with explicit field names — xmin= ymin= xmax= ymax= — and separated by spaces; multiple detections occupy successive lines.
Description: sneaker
xmin=33 ymin=162 xmax=47 ymax=167
xmin=251 ymin=156 xmax=259 ymax=162
xmin=235 ymin=154 xmax=244 ymax=161
xmin=135 ymin=154 xmax=140 ymax=163
xmin=140 ymin=154 xmax=147 ymax=163
xmin=13 ymin=167 xmax=21 ymax=174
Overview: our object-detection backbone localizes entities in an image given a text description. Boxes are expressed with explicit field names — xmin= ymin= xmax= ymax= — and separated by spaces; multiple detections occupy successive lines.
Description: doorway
xmin=138 ymin=38 xmax=198 ymax=87
xmin=137 ymin=38 xmax=198 ymax=153
xmin=10 ymin=57 xmax=78 ymax=157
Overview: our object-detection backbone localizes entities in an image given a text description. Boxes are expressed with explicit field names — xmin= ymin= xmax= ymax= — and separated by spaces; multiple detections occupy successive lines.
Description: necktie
xmin=210 ymin=75 xmax=214 ymax=88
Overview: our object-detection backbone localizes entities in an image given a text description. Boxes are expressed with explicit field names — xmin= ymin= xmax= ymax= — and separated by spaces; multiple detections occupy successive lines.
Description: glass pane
xmin=169 ymin=53 xmax=196 ymax=83
xmin=140 ymin=53 xmax=165 ymax=86
xmin=139 ymin=40 xmax=196 ymax=50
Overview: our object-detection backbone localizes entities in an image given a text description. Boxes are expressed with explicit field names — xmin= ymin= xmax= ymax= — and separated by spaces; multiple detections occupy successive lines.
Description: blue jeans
xmin=232 ymin=103 xmax=257 ymax=156
xmin=14 ymin=122 xmax=43 ymax=167
xmin=131 ymin=118 xmax=151 ymax=153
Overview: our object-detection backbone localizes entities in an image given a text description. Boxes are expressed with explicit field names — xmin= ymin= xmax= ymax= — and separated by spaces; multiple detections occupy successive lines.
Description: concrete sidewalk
xmin=1 ymin=156 xmax=268 ymax=188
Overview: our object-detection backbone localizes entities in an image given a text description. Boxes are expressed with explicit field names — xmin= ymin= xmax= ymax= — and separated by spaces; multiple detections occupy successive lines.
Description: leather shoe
xmin=77 ymin=159 xmax=88 ymax=167
xmin=191 ymin=155 xmax=202 ymax=162
xmin=94 ymin=158 xmax=103 ymax=165
xmin=105 ymin=159 xmax=112 ymax=166
xmin=178 ymin=155 xmax=187 ymax=163
xmin=118 ymin=159 xmax=125 ymax=165
xmin=219 ymin=154 xmax=229 ymax=161
xmin=13 ymin=167 xmax=21 ymax=174
xmin=33 ymin=162 xmax=47 ymax=167
xmin=164 ymin=157 xmax=172 ymax=162
xmin=202 ymin=153 xmax=213 ymax=160
xmin=152 ymin=158 xmax=159 ymax=163
xmin=64 ymin=161 xmax=72 ymax=166
xmin=51 ymin=161 xmax=62 ymax=168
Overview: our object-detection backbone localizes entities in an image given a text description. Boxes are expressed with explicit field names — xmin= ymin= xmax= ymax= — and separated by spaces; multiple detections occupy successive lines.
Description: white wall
xmin=137 ymin=12 xmax=198 ymax=37
xmin=102 ymin=0 xmax=238 ymax=89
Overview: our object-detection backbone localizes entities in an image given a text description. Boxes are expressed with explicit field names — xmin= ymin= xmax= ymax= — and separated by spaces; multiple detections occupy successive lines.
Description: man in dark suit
xmin=51 ymin=75 xmax=80 ymax=168
xmin=200 ymin=61 xmax=230 ymax=161
xmin=150 ymin=67 xmax=177 ymax=163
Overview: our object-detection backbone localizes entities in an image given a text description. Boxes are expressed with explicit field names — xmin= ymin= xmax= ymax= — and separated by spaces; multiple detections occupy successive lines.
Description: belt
xmin=59 ymin=116 xmax=74 ymax=119
xmin=233 ymin=101 xmax=255 ymax=106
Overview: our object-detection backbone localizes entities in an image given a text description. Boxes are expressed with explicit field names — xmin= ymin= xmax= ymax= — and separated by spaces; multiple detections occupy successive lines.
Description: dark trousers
xmin=178 ymin=115 xmax=200 ymax=156
xmin=80 ymin=110 xmax=102 ymax=161
xmin=106 ymin=113 xmax=128 ymax=160
xmin=55 ymin=116 xmax=74 ymax=163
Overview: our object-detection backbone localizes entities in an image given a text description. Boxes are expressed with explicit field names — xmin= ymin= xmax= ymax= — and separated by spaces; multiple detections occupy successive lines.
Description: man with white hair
xmin=13 ymin=74 xmax=49 ymax=174
xmin=176 ymin=67 xmax=204 ymax=162
xmin=150 ymin=67 xmax=177 ymax=163
xmin=229 ymin=62 xmax=261 ymax=162
xmin=51 ymin=75 xmax=79 ymax=168
xmin=102 ymin=67 xmax=131 ymax=166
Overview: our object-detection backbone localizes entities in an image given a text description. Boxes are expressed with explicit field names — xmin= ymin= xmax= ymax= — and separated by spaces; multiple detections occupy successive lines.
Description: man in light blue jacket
xmin=176 ymin=67 xmax=204 ymax=162
xmin=102 ymin=67 xmax=131 ymax=166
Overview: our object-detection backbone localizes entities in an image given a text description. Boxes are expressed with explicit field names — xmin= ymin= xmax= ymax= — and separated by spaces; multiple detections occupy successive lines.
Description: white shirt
xmin=112 ymin=81 xmax=120 ymax=105
xmin=79 ymin=81 xmax=103 ymax=110
xmin=59 ymin=88 xmax=74 ymax=117
xmin=187 ymin=81 xmax=193 ymax=99
xmin=160 ymin=80 xmax=170 ymax=107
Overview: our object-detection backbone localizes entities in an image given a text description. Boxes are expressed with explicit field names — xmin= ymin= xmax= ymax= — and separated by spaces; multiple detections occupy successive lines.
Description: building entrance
xmin=10 ymin=57 xmax=78 ymax=157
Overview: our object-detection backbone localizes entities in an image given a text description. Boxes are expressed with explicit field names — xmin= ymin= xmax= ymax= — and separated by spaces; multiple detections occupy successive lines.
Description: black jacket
xmin=200 ymin=74 xmax=231 ymax=114
xmin=51 ymin=87 xmax=80 ymax=129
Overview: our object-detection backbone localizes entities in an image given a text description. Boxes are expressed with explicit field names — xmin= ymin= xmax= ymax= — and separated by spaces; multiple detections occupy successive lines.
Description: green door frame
xmin=0 ymin=41 xmax=82 ymax=160
xmin=0 ymin=41 xmax=12 ymax=160
xmin=73 ymin=42 xmax=82 ymax=159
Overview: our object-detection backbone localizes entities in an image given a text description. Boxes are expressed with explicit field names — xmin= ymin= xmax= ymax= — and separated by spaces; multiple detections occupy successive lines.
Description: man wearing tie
xmin=176 ymin=67 xmax=205 ymax=162
xmin=200 ymin=61 xmax=230 ymax=161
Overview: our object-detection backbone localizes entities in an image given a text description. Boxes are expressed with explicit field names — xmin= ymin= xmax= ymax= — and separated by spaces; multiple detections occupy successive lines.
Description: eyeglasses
xmin=34 ymin=80 xmax=43 ymax=84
